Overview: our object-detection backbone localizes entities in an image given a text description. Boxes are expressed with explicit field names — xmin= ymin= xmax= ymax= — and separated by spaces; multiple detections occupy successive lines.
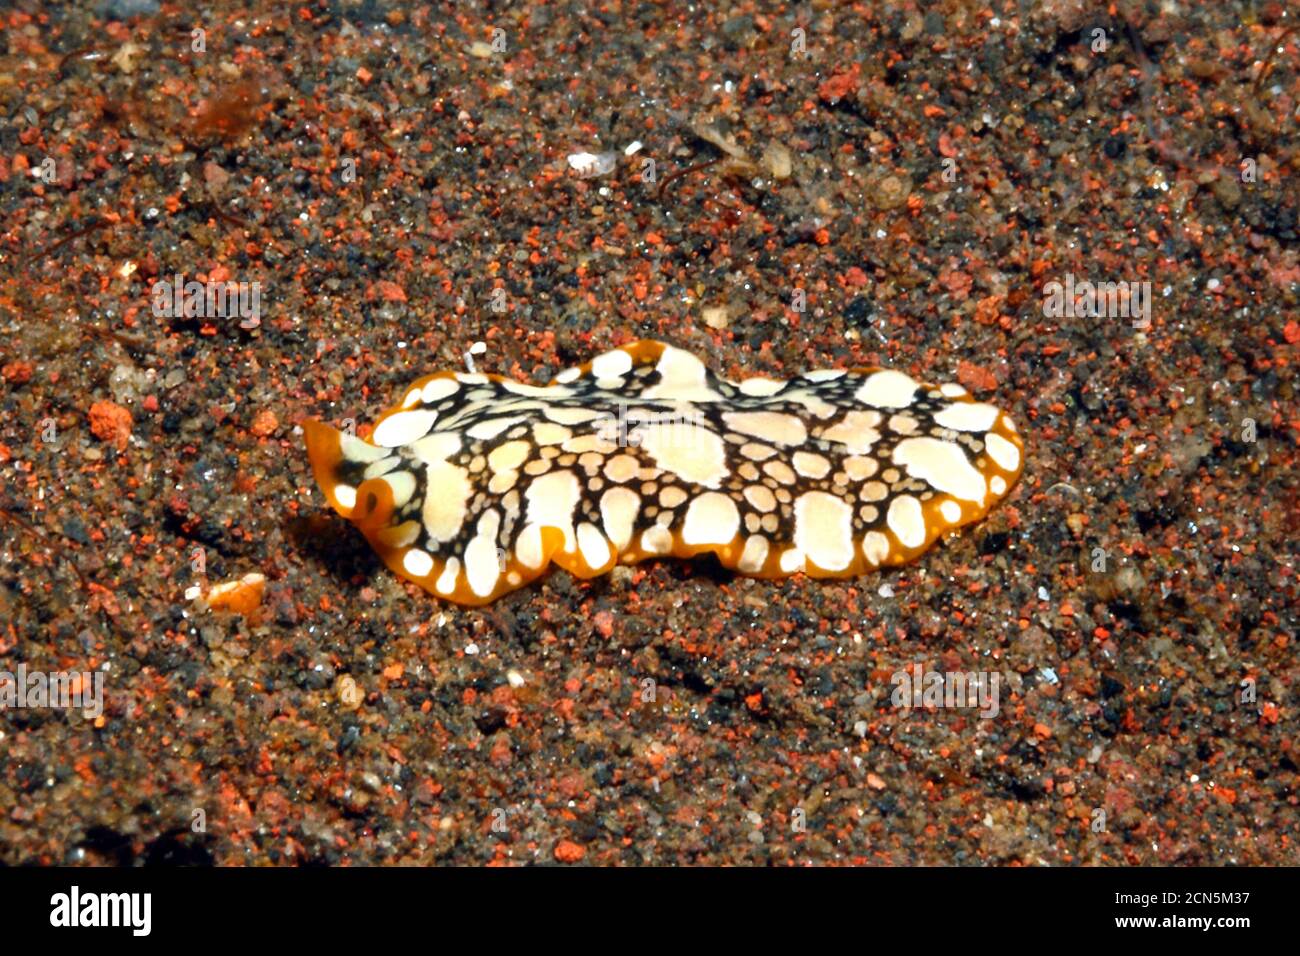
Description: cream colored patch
xmin=886 ymin=494 xmax=927 ymax=549
xmin=820 ymin=410 xmax=883 ymax=453
xmin=562 ymin=434 xmax=618 ymax=454
xmin=577 ymin=522 xmax=613 ymax=569
xmin=591 ymin=348 xmax=634 ymax=379
xmin=857 ymin=481 xmax=889 ymax=504
xmin=844 ymin=456 xmax=879 ymax=481
xmin=935 ymin=402 xmax=999 ymax=432
xmin=456 ymin=373 xmax=489 ymax=384
xmin=682 ymin=492 xmax=741 ymax=545
xmin=383 ymin=471 xmax=416 ymax=509
xmin=762 ymin=460 xmax=796 ymax=485
xmin=422 ymin=377 xmax=460 ymax=403
xmin=363 ymin=456 xmax=401 ymax=480
xmin=802 ymin=369 xmax=845 ymax=383
xmin=545 ymin=406 xmax=604 ymax=426
xmin=779 ymin=549 xmax=805 ymax=573
xmin=488 ymin=471 xmax=518 ymax=494
xmin=939 ymin=382 xmax=969 ymax=398
xmin=855 ymin=369 xmax=918 ymax=408
xmin=378 ymin=520 xmax=421 ymax=549
xmin=635 ymin=423 xmax=728 ymax=487
xmin=554 ymin=367 xmax=582 ymax=384
xmin=985 ymin=432 xmax=1020 ymax=471
xmin=861 ymin=531 xmax=890 ymax=565
xmin=514 ymin=525 xmax=545 ymax=569
xmin=641 ymin=525 xmax=673 ymax=554
xmin=532 ymin=422 xmax=572 ymax=445
xmin=409 ymin=431 xmax=463 ymax=464
xmin=739 ymin=442 xmax=777 ymax=461
xmin=603 ymin=454 xmax=639 ymax=483
xmin=792 ymin=451 xmax=831 ymax=479
xmin=524 ymin=469 xmax=581 ymax=550
xmin=888 ymin=413 xmax=919 ymax=435
xmin=488 ymin=440 xmax=531 ymax=473
xmin=440 ymin=399 xmax=488 ymax=425
xmin=436 ymin=557 xmax=461 ymax=594
xmin=501 ymin=380 xmax=573 ymax=398
xmin=642 ymin=345 xmax=722 ymax=402
xmin=892 ymin=437 xmax=987 ymax=504
xmin=781 ymin=387 xmax=838 ymax=419
xmin=467 ymin=416 xmax=526 ymax=441
xmin=465 ymin=511 xmax=502 ymax=597
xmin=990 ymin=475 xmax=1007 ymax=495
xmin=743 ymin=485 xmax=777 ymax=513
xmin=940 ymin=500 xmax=962 ymax=523
xmin=738 ymin=535 xmax=770 ymax=572
xmin=659 ymin=486 xmax=687 ymax=508
xmin=341 ymin=433 xmax=390 ymax=463
xmin=600 ymin=487 xmax=641 ymax=550
xmin=334 ymin=484 xmax=356 ymax=510
xmin=736 ymin=377 xmax=786 ymax=397
xmin=721 ymin=411 xmax=807 ymax=446
xmin=403 ymin=548 xmax=434 ymax=577
xmin=501 ymin=489 xmax=521 ymax=521
xmin=489 ymin=400 xmax=551 ymax=418
xmin=421 ymin=461 xmax=472 ymax=543
xmin=374 ymin=409 xmax=438 ymax=447
xmin=794 ymin=491 xmax=854 ymax=571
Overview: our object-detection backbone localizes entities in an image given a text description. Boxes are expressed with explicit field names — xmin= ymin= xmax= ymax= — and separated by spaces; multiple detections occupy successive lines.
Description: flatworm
xmin=305 ymin=341 xmax=1024 ymax=606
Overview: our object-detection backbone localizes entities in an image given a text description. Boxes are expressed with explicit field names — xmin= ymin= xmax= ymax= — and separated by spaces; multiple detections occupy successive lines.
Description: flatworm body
xmin=305 ymin=341 xmax=1024 ymax=606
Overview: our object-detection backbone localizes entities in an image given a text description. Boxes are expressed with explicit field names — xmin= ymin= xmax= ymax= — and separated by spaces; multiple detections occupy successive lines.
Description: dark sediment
xmin=0 ymin=1 xmax=1296 ymax=864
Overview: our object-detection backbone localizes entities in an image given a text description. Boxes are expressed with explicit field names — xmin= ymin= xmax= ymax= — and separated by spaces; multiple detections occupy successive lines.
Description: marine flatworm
xmin=305 ymin=341 xmax=1023 ymax=605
